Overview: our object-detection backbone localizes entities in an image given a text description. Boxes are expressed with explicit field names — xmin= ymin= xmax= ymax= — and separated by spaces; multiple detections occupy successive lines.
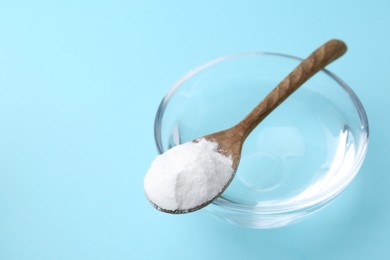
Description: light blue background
xmin=0 ymin=1 xmax=388 ymax=259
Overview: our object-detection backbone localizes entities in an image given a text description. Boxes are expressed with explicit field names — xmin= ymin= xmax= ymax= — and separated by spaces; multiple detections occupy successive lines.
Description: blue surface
xmin=0 ymin=1 xmax=388 ymax=259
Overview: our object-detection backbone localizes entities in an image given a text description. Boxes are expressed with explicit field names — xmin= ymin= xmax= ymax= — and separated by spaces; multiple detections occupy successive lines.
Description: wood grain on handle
xmin=237 ymin=39 xmax=347 ymax=138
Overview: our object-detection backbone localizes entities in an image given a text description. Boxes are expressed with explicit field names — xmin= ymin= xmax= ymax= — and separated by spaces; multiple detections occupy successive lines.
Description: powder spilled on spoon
xmin=144 ymin=138 xmax=234 ymax=213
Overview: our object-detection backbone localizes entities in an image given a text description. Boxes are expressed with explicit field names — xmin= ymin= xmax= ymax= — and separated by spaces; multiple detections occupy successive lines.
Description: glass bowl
xmin=154 ymin=52 xmax=369 ymax=229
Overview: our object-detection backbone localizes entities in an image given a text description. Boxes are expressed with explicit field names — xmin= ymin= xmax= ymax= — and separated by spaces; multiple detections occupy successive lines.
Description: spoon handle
xmin=237 ymin=39 xmax=347 ymax=138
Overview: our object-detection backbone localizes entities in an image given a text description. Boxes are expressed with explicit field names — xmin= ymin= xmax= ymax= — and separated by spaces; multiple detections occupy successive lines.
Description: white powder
xmin=144 ymin=138 xmax=234 ymax=212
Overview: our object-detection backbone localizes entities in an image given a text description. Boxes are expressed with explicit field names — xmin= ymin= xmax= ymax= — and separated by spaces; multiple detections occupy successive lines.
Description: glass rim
xmin=153 ymin=52 xmax=369 ymax=215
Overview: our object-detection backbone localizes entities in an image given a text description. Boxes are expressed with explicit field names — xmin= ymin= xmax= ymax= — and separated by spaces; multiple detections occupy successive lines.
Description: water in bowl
xmin=165 ymin=85 xmax=357 ymax=207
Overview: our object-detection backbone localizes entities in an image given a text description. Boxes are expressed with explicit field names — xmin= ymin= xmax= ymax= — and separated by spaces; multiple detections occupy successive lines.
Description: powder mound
xmin=144 ymin=138 xmax=234 ymax=211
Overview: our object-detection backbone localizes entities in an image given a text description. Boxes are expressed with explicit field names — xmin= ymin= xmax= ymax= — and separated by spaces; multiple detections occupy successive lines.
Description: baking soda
xmin=144 ymin=138 xmax=234 ymax=212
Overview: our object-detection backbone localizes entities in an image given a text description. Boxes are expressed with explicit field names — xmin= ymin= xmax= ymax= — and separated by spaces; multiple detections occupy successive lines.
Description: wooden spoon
xmin=159 ymin=39 xmax=347 ymax=214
